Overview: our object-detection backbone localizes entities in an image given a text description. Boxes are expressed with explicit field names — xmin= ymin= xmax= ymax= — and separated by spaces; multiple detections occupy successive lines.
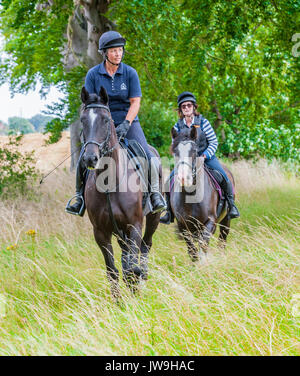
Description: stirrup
xmin=228 ymin=206 xmax=240 ymax=219
xmin=160 ymin=211 xmax=172 ymax=224
xmin=65 ymin=194 xmax=85 ymax=216
xmin=150 ymin=192 xmax=167 ymax=214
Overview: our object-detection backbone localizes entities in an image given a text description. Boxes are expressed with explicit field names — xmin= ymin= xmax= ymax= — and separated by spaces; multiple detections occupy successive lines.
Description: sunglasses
xmin=181 ymin=103 xmax=193 ymax=110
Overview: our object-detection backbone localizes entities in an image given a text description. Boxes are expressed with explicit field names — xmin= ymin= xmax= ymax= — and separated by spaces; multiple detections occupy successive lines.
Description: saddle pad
xmin=204 ymin=166 xmax=224 ymax=199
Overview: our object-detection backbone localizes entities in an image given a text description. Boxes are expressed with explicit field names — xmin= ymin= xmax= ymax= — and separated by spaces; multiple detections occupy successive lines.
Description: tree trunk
xmin=69 ymin=0 xmax=114 ymax=168
xmin=70 ymin=119 xmax=82 ymax=171
xmin=37 ymin=1 xmax=114 ymax=169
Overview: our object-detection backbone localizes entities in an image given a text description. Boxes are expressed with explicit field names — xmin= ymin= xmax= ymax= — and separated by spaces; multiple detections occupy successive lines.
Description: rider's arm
xmin=125 ymin=67 xmax=142 ymax=125
xmin=125 ymin=97 xmax=141 ymax=124
xmin=201 ymin=118 xmax=218 ymax=160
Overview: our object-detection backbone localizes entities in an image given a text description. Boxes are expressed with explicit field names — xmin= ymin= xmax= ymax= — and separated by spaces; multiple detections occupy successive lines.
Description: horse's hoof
xmin=133 ymin=266 xmax=142 ymax=277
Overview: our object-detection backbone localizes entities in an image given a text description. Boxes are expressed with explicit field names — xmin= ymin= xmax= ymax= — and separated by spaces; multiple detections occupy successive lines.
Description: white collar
xmin=183 ymin=116 xmax=195 ymax=126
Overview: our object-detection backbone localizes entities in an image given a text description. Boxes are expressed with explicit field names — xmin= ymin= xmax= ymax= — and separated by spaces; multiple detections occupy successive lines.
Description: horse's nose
xmin=177 ymin=173 xmax=193 ymax=187
xmin=82 ymin=153 xmax=98 ymax=168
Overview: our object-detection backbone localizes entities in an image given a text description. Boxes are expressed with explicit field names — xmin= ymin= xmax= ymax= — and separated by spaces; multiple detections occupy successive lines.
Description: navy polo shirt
xmin=85 ymin=62 xmax=142 ymax=125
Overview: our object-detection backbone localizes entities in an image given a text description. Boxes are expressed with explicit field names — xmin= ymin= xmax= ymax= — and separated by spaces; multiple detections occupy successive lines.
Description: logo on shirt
xmin=120 ymin=83 xmax=127 ymax=90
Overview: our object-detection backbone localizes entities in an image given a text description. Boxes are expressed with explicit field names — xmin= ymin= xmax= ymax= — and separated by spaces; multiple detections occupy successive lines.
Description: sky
xmin=0 ymin=83 xmax=63 ymax=123
xmin=0 ymin=35 xmax=63 ymax=124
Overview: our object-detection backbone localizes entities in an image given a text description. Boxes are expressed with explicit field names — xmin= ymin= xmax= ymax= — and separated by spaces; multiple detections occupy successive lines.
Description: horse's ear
xmin=99 ymin=86 xmax=109 ymax=105
xmin=190 ymin=125 xmax=197 ymax=140
xmin=171 ymin=127 xmax=178 ymax=139
xmin=81 ymin=86 xmax=90 ymax=104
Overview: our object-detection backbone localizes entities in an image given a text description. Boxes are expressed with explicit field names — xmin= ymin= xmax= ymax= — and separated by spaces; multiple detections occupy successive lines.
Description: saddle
xmin=119 ymin=138 xmax=152 ymax=215
xmin=204 ymin=166 xmax=227 ymax=217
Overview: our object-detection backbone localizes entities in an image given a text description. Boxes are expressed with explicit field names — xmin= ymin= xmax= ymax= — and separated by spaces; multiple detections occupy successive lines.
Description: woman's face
xmin=180 ymin=101 xmax=194 ymax=117
xmin=106 ymin=47 xmax=123 ymax=65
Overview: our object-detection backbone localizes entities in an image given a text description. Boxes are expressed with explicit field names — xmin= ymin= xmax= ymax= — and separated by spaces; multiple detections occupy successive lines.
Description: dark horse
xmin=170 ymin=126 xmax=236 ymax=261
xmin=80 ymin=86 xmax=161 ymax=298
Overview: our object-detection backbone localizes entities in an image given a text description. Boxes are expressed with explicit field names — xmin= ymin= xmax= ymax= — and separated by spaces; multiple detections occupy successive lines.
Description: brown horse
xmin=170 ymin=126 xmax=235 ymax=261
xmin=80 ymin=86 xmax=161 ymax=298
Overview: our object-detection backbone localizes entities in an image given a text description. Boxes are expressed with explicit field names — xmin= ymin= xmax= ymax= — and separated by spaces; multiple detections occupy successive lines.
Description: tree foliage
xmin=0 ymin=0 xmax=299 ymax=162
xmin=8 ymin=116 xmax=35 ymax=134
xmin=29 ymin=114 xmax=54 ymax=132
xmin=0 ymin=135 xmax=37 ymax=197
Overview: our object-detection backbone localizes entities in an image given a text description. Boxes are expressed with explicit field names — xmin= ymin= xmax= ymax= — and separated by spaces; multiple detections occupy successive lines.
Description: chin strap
xmin=106 ymin=57 xmax=119 ymax=66
xmin=104 ymin=49 xmax=124 ymax=67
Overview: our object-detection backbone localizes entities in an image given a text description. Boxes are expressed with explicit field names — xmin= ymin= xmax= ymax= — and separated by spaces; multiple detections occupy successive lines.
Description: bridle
xmin=174 ymin=140 xmax=198 ymax=178
xmin=82 ymin=103 xmax=118 ymax=158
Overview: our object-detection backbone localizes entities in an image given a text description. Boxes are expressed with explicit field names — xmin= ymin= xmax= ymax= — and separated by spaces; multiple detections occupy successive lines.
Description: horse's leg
xmin=201 ymin=218 xmax=216 ymax=253
xmin=218 ymin=214 xmax=231 ymax=248
xmin=93 ymin=227 xmax=120 ymax=300
xmin=140 ymin=213 xmax=160 ymax=280
xmin=119 ymin=224 xmax=142 ymax=292
xmin=178 ymin=222 xmax=200 ymax=262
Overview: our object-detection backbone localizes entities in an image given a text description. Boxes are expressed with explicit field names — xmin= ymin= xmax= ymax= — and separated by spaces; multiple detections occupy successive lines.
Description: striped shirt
xmin=173 ymin=115 xmax=218 ymax=160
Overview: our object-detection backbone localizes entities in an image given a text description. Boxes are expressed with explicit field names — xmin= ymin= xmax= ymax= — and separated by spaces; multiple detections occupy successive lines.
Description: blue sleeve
xmin=173 ymin=122 xmax=180 ymax=132
xmin=85 ymin=70 xmax=96 ymax=94
xmin=128 ymin=68 xmax=142 ymax=98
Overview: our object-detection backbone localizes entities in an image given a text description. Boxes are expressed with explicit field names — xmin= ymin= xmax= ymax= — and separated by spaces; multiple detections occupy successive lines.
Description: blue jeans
xmin=204 ymin=155 xmax=229 ymax=182
xmin=125 ymin=120 xmax=153 ymax=160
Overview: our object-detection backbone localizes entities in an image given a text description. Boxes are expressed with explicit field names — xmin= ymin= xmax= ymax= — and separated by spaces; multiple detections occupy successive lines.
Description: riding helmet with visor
xmin=98 ymin=31 xmax=126 ymax=52
xmin=177 ymin=92 xmax=197 ymax=108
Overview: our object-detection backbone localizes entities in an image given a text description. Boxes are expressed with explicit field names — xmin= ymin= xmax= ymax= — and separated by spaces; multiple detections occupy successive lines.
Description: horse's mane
xmin=171 ymin=129 xmax=194 ymax=153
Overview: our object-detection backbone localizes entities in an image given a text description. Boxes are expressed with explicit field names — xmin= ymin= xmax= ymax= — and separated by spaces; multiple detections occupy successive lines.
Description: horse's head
xmin=171 ymin=126 xmax=198 ymax=187
xmin=80 ymin=86 xmax=115 ymax=170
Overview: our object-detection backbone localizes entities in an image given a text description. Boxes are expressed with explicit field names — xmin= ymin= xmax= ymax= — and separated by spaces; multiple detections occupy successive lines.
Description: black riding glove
xmin=116 ymin=120 xmax=130 ymax=140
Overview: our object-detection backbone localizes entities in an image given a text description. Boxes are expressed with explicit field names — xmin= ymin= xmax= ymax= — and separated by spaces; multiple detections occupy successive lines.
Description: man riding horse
xmin=66 ymin=31 xmax=166 ymax=216
xmin=160 ymin=91 xmax=240 ymax=224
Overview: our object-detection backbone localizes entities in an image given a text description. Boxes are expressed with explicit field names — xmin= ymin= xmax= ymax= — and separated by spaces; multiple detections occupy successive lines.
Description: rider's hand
xmin=116 ymin=119 xmax=130 ymax=140
xmin=202 ymin=154 xmax=206 ymax=159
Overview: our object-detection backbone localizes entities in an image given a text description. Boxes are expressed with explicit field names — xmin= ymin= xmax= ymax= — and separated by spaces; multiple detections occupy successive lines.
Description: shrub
xmin=0 ymin=135 xmax=38 ymax=198
xmin=139 ymin=100 xmax=177 ymax=157
xmin=217 ymin=121 xmax=300 ymax=164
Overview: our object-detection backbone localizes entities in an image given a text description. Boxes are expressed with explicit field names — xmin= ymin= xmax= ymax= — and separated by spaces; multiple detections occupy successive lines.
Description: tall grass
xmin=0 ymin=160 xmax=299 ymax=355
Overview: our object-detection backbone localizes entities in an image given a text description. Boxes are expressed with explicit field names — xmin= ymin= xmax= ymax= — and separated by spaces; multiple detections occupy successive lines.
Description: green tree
xmin=29 ymin=114 xmax=54 ymax=132
xmin=0 ymin=0 xmax=299 ymax=162
xmin=8 ymin=116 xmax=35 ymax=134
xmin=0 ymin=135 xmax=37 ymax=198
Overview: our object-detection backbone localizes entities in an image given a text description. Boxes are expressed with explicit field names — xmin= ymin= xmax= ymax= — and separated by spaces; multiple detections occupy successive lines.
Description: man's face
xmin=180 ymin=101 xmax=194 ymax=117
xmin=106 ymin=47 xmax=123 ymax=65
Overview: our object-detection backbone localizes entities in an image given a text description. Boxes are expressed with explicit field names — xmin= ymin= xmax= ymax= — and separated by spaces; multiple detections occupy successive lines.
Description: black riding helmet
xmin=177 ymin=92 xmax=197 ymax=108
xmin=98 ymin=31 xmax=126 ymax=52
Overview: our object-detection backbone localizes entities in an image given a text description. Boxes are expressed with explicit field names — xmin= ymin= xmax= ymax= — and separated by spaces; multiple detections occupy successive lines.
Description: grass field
xmin=0 ymin=159 xmax=299 ymax=355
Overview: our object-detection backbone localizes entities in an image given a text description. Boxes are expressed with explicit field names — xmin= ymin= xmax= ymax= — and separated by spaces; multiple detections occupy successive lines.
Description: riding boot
xmin=149 ymin=158 xmax=167 ymax=214
xmin=222 ymin=178 xmax=240 ymax=219
xmin=159 ymin=192 xmax=174 ymax=224
xmin=65 ymin=153 xmax=87 ymax=217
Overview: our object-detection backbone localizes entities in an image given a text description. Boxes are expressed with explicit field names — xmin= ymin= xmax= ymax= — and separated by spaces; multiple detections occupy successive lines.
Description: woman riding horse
xmin=66 ymin=31 xmax=166 ymax=216
xmin=160 ymin=91 xmax=240 ymax=224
